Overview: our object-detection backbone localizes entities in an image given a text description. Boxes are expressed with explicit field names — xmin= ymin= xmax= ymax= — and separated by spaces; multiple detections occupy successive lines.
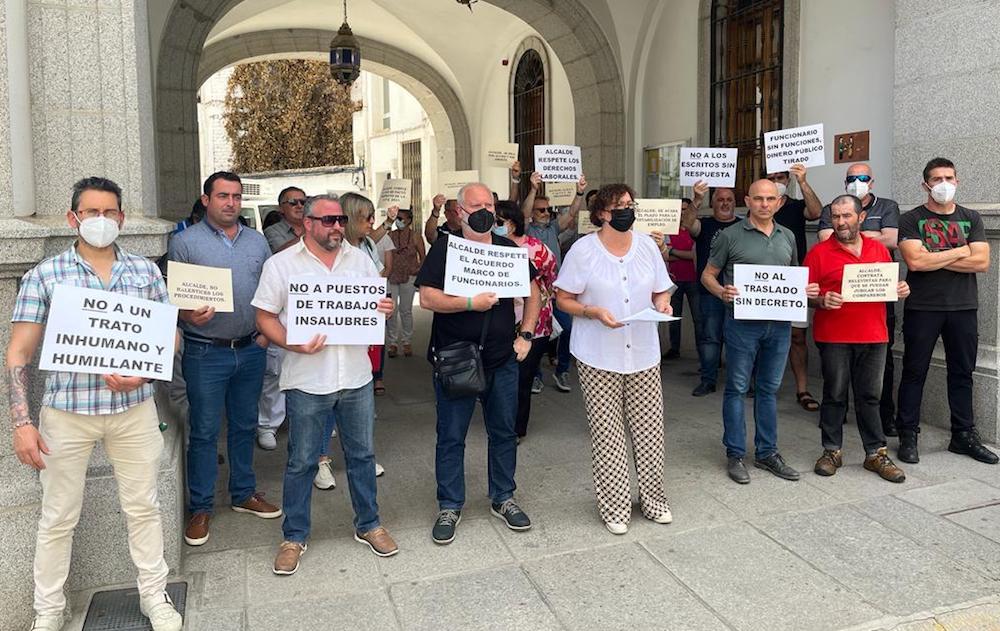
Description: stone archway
xmin=155 ymin=0 xmax=625 ymax=216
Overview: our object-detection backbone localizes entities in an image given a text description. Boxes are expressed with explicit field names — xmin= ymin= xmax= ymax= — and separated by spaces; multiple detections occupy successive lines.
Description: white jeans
xmin=34 ymin=398 xmax=169 ymax=616
xmin=387 ymin=277 xmax=417 ymax=345
xmin=258 ymin=345 xmax=286 ymax=431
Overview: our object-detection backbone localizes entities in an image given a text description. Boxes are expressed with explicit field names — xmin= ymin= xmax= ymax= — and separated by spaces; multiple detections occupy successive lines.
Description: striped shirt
xmin=12 ymin=244 xmax=170 ymax=415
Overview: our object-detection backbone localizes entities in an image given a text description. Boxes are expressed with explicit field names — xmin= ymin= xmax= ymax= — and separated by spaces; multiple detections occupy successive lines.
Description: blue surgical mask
xmin=492 ymin=224 xmax=509 ymax=237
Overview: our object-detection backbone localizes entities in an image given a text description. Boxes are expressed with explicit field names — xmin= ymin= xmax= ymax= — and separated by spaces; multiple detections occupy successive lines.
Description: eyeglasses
xmin=607 ymin=203 xmax=637 ymax=213
xmin=283 ymin=199 xmax=306 ymax=206
xmin=366 ymin=213 xmax=375 ymax=222
xmin=308 ymin=214 xmax=349 ymax=227
xmin=535 ymin=206 xmax=552 ymax=213
xmin=845 ymin=175 xmax=872 ymax=183
xmin=495 ymin=217 xmax=506 ymax=227
xmin=75 ymin=209 xmax=122 ymax=220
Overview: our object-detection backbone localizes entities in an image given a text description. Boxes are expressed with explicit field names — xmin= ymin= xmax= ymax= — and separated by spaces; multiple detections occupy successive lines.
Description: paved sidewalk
xmin=67 ymin=310 xmax=1000 ymax=631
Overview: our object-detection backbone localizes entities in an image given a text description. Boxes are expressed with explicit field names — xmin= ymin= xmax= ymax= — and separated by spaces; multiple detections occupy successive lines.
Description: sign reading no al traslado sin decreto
xmin=732 ymin=264 xmax=808 ymax=322
xmin=444 ymin=235 xmax=531 ymax=298
xmin=39 ymin=285 xmax=178 ymax=381
xmin=285 ymin=275 xmax=387 ymax=346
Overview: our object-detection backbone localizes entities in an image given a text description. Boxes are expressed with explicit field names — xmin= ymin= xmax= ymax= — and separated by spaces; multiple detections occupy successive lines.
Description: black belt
xmin=184 ymin=333 xmax=257 ymax=349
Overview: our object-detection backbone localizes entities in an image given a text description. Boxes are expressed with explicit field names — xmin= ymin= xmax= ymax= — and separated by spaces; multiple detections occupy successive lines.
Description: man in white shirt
xmin=252 ymin=195 xmax=397 ymax=575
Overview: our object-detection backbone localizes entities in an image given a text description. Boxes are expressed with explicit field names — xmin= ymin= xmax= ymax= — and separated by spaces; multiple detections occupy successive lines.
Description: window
xmin=512 ymin=49 xmax=545 ymax=201
xmin=644 ymin=142 xmax=685 ymax=199
xmin=401 ymin=140 xmax=422 ymax=218
xmin=710 ymin=0 xmax=783 ymax=201
xmin=381 ymin=77 xmax=392 ymax=131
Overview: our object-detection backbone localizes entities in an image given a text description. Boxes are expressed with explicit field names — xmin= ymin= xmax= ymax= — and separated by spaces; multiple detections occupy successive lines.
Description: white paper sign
xmin=732 ymin=264 xmax=808 ymax=321
xmin=619 ymin=308 xmax=681 ymax=323
xmin=634 ymin=199 xmax=682 ymax=235
xmin=167 ymin=261 xmax=234 ymax=312
xmin=444 ymin=235 xmax=531 ymax=298
xmin=841 ymin=262 xmax=899 ymax=302
xmin=534 ymin=144 xmax=582 ymax=182
xmin=546 ymin=182 xmax=577 ymax=207
xmin=39 ymin=285 xmax=178 ymax=381
xmin=764 ymin=123 xmax=826 ymax=174
xmin=438 ymin=170 xmax=480 ymax=199
xmin=578 ymin=212 xmax=599 ymax=235
xmin=679 ymin=147 xmax=737 ymax=187
xmin=376 ymin=179 xmax=412 ymax=210
xmin=486 ymin=143 xmax=519 ymax=167
xmin=285 ymin=275 xmax=387 ymax=345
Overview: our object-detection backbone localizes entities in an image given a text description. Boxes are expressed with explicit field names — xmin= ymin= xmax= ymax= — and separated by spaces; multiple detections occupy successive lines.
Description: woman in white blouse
xmin=554 ymin=183 xmax=675 ymax=534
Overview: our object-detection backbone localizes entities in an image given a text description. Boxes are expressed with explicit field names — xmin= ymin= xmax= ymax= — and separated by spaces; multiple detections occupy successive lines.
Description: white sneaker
xmin=651 ymin=506 xmax=673 ymax=524
xmin=330 ymin=427 xmax=337 ymax=438
xmin=139 ymin=592 xmax=183 ymax=631
xmin=375 ymin=462 xmax=385 ymax=477
xmin=314 ymin=460 xmax=336 ymax=489
xmin=257 ymin=429 xmax=277 ymax=450
xmin=531 ymin=376 xmax=544 ymax=394
xmin=606 ymin=522 xmax=628 ymax=535
xmin=30 ymin=614 xmax=64 ymax=631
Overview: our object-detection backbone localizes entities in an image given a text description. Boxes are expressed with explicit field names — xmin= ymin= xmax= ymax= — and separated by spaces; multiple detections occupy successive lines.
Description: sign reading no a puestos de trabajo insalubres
xmin=444 ymin=235 xmax=531 ymax=298
xmin=285 ymin=275 xmax=387 ymax=346
xmin=39 ymin=285 xmax=179 ymax=381
xmin=763 ymin=123 xmax=826 ymax=174
xmin=732 ymin=264 xmax=808 ymax=322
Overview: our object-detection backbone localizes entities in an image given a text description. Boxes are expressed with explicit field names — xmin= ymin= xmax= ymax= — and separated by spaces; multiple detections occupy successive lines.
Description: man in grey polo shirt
xmin=702 ymin=179 xmax=820 ymax=485
xmin=168 ymin=171 xmax=281 ymax=548
xmin=264 ymin=186 xmax=307 ymax=254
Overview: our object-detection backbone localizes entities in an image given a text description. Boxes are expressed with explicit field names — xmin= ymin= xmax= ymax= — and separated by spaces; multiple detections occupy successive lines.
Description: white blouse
xmin=554 ymin=232 xmax=674 ymax=374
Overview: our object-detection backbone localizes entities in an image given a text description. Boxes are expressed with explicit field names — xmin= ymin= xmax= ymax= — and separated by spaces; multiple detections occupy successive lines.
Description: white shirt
xmin=374 ymin=233 xmax=395 ymax=267
xmin=251 ymin=240 xmax=380 ymax=395
xmin=554 ymin=232 xmax=674 ymax=374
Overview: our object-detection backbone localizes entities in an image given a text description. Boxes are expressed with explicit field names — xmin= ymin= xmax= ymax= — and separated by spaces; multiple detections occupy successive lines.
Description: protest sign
xmin=620 ymin=308 xmax=681 ymax=323
xmin=547 ymin=182 xmax=577 ymax=207
xmin=438 ymin=170 xmax=480 ymax=199
xmin=285 ymin=275 xmax=387 ymax=345
xmin=841 ymin=262 xmax=899 ymax=302
xmin=486 ymin=143 xmax=519 ymax=168
xmin=534 ymin=144 xmax=582 ymax=182
xmin=444 ymin=235 xmax=531 ymax=298
xmin=679 ymin=147 xmax=737 ymax=187
xmin=578 ymin=212 xmax=599 ymax=235
xmin=167 ymin=261 xmax=234 ymax=312
xmin=764 ymin=123 xmax=826 ymax=174
xmin=732 ymin=264 xmax=808 ymax=321
xmin=376 ymin=179 xmax=412 ymax=210
xmin=634 ymin=199 xmax=682 ymax=235
xmin=39 ymin=285 xmax=178 ymax=381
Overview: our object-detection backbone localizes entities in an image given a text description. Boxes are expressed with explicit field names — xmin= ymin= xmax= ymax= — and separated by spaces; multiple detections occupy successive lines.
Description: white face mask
xmin=929 ymin=181 xmax=956 ymax=204
xmin=78 ymin=216 xmax=120 ymax=249
xmin=846 ymin=180 xmax=870 ymax=199
xmin=774 ymin=182 xmax=787 ymax=198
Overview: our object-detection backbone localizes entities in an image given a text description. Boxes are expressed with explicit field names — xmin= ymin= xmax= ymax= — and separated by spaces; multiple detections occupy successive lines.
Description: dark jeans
xmin=434 ymin=357 xmax=519 ymax=509
xmin=896 ymin=309 xmax=978 ymax=433
xmin=516 ymin=336 xmax=550 ymax=437
xmin=880 ymin=303 xmax=896 ymax=425
xmin=722 ymin=318 xmax=791 ymax=459
xmin=282 ymin=384 xmax=379 ymax=541
xmin=552 ymin=305 xmax=573 ymax=374
xmin=818 ymin=342 xmax=887 ymax=454
xmin=668 ymin=281 xmax=701 ymax=353
xmin=183 ymin=339 xmax=266 ymax=514
xmin=697 ymin=293 xmax=726 ymax=386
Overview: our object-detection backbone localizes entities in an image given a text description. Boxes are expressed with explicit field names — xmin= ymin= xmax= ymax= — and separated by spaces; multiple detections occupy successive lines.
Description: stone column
xmin=893 ymin=0 xmax=1000 ymax=442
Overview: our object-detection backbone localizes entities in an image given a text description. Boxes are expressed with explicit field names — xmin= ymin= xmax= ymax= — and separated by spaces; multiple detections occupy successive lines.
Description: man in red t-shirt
xmin=804 ymin=195 xmax=910 ymax=483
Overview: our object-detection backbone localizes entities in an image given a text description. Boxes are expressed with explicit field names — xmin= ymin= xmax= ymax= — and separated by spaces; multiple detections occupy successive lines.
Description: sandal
xmin=797 ymin=391 xmax=819 ymax=412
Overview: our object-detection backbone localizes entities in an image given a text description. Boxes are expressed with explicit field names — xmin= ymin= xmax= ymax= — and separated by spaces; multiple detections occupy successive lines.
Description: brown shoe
xmin=273 ymin=541 xmax=307 ymax=575
xmin=864 ymin=447 xmax=906 ymax=483
xmin=402 ymin=343 xmax=412 ymax=357
xmin=354 ymin=526 xmax=399 ymax=557
xmin=387 ymin=344 xmax=398 ymax=358
xmin=814 ymin=449 xmax=843 ymax=476
xmin=184 ymin=513 xmax=211 ymax=546
xmin=232 ymin=492 xmax=282 ymax=519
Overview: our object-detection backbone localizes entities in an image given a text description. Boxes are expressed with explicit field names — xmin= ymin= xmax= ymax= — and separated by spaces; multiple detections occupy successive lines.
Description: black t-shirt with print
xmin=774 ymin=197 xmax=810 ymax=263
xmin=898 ymin=204 xmax=986 ymax=311
xmin=695 ymin=216 xmax=741 ymax=294
xmin=415 ymin=233 xmax=536 ymax=370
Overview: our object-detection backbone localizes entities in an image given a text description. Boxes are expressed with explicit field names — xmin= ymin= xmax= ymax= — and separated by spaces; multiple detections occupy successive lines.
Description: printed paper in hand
xmin=438 ymin=170 xmax=480 ymax=199
xmin=841 ymin=262 xmax=899 ymax=302
xmin=732 ymin=264 xmax=808 ymax=322
xmin=679 ymin=147 xmax=737 ymax=187
xmin=764 ymin=123 xmax=826 ymax=174
xmin=533 ymin=144 xmax=582 ymax=182
xmin=285 ymin=276 xmax=387 ymax=345
xmin=444 ymin=235 xmax=531 ymax=298
xmin=634 ymin=199 xmax=682 ymax=235
xmin=619 ymin=308 xmax=681 ymax=323
xmin=167 ymin=261 xmax=234 ymax=312
xmin=486 ymin=143 xmax=519 ymax=167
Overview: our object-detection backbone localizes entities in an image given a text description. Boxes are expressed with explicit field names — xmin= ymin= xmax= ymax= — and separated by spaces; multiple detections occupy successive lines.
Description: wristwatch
xmin=518 ymin=331 xmax=534 ymax=341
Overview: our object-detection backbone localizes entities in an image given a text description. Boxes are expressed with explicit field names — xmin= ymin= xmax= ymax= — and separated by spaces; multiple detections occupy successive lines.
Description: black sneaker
xmin=897 ymin=429 xmax=919 ymax=464
xmin=727 ymin=457 xmax=750 ymax=484
xmin=431 ymin=509 xmax=461 ymax=544
xmin=490 ymin=499 xmax=532 ymax=531
xmin=948 ymin=429 xmax=999 ymax=465
xmin=691 ymin=382 xmax=716 ymax=397
xmin=754 ymin=452 xmax=800 ymax=481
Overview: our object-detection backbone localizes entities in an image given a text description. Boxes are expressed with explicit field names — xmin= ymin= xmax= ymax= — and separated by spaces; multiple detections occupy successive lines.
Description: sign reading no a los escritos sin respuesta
xmin=444 ymin=236 xmax=530 ymax=298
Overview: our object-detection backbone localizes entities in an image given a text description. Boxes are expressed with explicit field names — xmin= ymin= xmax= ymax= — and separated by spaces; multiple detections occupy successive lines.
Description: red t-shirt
xmin=804 ymin=235 xmax=893 ymax=344
xmin=667 ymin=228 xmax=696 ymax=282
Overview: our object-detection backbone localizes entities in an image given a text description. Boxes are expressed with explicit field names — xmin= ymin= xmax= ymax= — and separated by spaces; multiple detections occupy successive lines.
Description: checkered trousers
xmin=577 ymin=361 xmax=670 ymax=525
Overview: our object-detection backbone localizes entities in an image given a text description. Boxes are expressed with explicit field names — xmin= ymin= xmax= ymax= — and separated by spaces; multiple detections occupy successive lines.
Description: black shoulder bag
xmin=432 ymin=308 xmax=492 ymax=399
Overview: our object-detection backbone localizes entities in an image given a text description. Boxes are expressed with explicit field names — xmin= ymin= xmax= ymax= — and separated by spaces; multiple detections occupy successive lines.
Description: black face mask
xmin=466 ymin=208 xmax=495 ymax=234
xmin=608 ymin=208 xmax=636 ymax=232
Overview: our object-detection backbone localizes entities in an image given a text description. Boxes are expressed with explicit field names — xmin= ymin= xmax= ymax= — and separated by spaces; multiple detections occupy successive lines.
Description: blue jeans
xmin=668 ymin=281 xmax=702 ymax=352
xmin=282 ymin=383 xmax=379 ymax=542
xmin=722 ymin=318 xmax=791 ymax=459
xmin=697 ymin=294 xmax=726 ymax=386
xmin=183 ymin=340 xmax=266 ymax=513
xmin=320 ymin=411 xmax=337 ymax=458
xmin=434 ymin=357 xmax=518 ymax=509
xmin=552 ymin=304 xmax=573 ymax=374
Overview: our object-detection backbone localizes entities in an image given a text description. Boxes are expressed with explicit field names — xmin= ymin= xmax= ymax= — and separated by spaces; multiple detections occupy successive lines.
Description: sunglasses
xmin=309 ymin=214 xmax=349 ymax=227
xmin=283 ymin=199 xmax=306 ymax=206
xmin=845 ymin=175 xmax=872 ymax=183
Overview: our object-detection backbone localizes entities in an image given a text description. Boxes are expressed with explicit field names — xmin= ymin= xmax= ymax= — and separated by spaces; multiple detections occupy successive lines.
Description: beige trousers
xmin=34 ymin=398 xmax=168 ymax=615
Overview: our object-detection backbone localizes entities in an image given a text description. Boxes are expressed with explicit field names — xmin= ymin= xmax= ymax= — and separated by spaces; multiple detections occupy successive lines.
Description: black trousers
xmin=879 ymin=303 xmax=896 ymax=425
xmin=896 ymin=309 xmax=978 ymax=433
xmin=516 ymin=336 xmax=549 ymax=437
xmin=818 ymin=342 xmax=887 ymax=454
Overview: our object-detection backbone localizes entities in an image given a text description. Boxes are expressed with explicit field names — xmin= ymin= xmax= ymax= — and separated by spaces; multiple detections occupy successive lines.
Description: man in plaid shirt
xmin=6 ymin=177 xmax=182 ymax=631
